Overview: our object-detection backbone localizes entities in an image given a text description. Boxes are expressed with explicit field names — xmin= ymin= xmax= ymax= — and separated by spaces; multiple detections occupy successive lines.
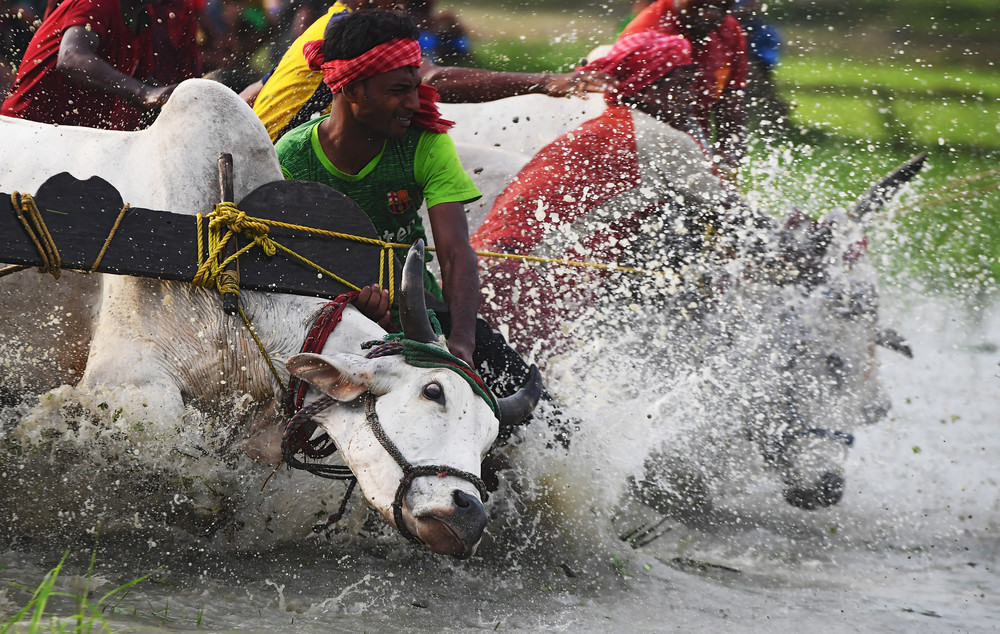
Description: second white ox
xmin=442 ymin=93 xmax=919 ymax=513
xmin=0 ymin=79 xmax=539 ymax=557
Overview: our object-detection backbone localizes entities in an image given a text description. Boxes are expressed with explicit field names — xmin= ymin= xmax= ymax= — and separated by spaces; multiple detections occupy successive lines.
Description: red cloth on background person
xmin=578 ymin=32 xmax=692 ymax=104
xmin=302 ymin=36 xmax=453 ymax=133
xmin=618 ymin=0 xmax=747 ymax=137
xmin=113 ymin=0 xmax=202 ymax=130
xmin=1 ymin=0 xmax=150 ymax=129
xmin=139 ymin=0 xmax=201 ymax=85
xmin=473 ymin=105 xmax=643 ymax=257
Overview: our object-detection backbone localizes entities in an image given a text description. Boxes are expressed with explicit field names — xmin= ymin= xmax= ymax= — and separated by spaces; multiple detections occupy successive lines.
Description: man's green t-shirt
xmin=275 ymin=116 xmax=481 ymax=299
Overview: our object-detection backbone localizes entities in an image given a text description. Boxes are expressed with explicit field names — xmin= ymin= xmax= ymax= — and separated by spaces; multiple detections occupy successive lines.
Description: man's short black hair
xmin=322 ymin=9 xmax=420 ymax=61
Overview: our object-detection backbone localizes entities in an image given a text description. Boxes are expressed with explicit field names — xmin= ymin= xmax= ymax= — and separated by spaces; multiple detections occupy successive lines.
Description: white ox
xmin=441 ymin=95 xmax=605 ymax=230
xmin=443 ymin=94 xmax=919 ymax=512
xmin=0 ymin=78 xmax=539 ymax=557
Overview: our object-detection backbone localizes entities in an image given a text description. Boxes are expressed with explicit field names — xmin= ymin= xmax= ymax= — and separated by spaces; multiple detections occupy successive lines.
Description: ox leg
xmin=627 ymin=450 xmax=713 ymax=518
xmin=241 ymin=397 xmax=284 ymax=467
xmin=0 ymin=270 xmax=101 ymax=402
xmin=76 ymin=276 xmax=188 ymax=420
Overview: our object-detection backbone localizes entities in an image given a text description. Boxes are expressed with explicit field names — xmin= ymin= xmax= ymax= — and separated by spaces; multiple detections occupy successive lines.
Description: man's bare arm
xmin=57 ymin=26 xmax=174 ymax=108
xmin=240 ymin=79 xmax=264 ymax=106
xmin=421 ymin=61 xmax=614 ymax=103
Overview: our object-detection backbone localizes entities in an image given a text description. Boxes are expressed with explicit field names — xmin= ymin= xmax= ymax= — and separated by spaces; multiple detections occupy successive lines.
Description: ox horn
xmin=851 ymin=152 xmax=927 ymax=220
xmin=497 ymin=364 xmax=545 ymax=427
xmin=398 ymin=239 xmax=439 ymax=344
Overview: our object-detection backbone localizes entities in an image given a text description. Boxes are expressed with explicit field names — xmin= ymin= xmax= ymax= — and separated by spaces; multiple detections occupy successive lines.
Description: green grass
xmin=1 ymin=551 xmax=151 ymax=633
xmin=770 ymin=0 xmax=999 ymax=39
xmin=776 ymin=56 xmax=1000 ymax=150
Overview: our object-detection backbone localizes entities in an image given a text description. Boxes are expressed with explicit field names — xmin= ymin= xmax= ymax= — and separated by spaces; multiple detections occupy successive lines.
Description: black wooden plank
xmin=2 ymin=173 xmax=402 ymax=300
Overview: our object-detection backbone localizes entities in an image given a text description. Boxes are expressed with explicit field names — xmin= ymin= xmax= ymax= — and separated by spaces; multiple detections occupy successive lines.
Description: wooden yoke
xmin=2 ymin=172 xmax=403 ymax=301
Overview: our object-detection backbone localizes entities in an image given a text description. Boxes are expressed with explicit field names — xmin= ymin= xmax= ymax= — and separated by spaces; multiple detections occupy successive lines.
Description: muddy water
xmin=1 ymin=289 xmax=996 ymax=632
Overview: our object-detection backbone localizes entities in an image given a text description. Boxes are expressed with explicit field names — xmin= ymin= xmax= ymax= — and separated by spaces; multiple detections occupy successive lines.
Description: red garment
xmin=303 ymin=36 xmax=422 ymax=94
xmin=471 ymin=106 xmax=644 ymax=354
xmin=138 ymin=0 xmax=201 ymax=85
xmin=474 ymin=105 xmax=642 ymax=258
xmin=1 ymin=0 xmax=149 ymax=129
xmin=113 ymin=0 xmax=202 ymax=130
xmin=578 ymin=32 xmax=692 ymax=105
xmin=618 ymin=1 xmax=747 ymax=137
xmin=472 ymin=103 xmax=729 ymax=355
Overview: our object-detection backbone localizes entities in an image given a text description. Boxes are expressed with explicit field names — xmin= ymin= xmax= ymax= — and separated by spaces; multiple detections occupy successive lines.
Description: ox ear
xmin=286 ymin=352 xmax=375 ymax=402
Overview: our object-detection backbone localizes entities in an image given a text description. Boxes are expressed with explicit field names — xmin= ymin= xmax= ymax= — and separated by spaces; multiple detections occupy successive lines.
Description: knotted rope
xmin=5 ymin=191 xmax=131 ymax=280
xmin=10 ymin=192 xmax=61 ymax=279
xmin=192 ymin=201 xmax=398 ymax=306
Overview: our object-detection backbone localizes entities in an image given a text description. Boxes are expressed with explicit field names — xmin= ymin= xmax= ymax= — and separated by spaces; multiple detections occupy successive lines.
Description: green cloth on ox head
xmin=375 ymin=326 xmax=501 ymax=422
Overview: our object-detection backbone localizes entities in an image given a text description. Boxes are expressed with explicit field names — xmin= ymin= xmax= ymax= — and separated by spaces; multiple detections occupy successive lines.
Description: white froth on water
xmin=1 ymin=290 xmax=997 ymax=631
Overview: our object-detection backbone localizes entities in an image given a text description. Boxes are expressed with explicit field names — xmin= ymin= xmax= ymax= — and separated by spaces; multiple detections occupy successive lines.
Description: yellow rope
xmin=891 ymin=180 xmax=1000 ymax=218
xmin=890 ymin=167 xmax=1000 ymax=219
xmin=236 ymin=214 xmax=666 ymax=277
xmin=191 ymin=200 xmax=691 ymax=310
xmin=470 ymin=248 xmax=670 ymax=277
xmin=238 ymin=304 xmax=285 ymax=391
xmin=0 ymin=264 xmax=29 ymax=278
xmin=9 ymin=191 xmax=132 ymax=278
xmin=192 ymin=202 xmax=415 ymax=306
xmin=11 ymin=192 xmax=61 ymax=279
xmin=90 ymin=203 xmax=131 ymax=272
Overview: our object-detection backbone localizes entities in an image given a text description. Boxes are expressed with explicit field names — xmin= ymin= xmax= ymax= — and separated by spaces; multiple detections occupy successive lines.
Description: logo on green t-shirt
xmin=387 ymin=189 xmax=413 ymax=215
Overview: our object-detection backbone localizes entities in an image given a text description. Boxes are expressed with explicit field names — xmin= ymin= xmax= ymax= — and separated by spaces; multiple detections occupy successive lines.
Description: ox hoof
xmin=784 ymin=472 xmax=844 ymax=510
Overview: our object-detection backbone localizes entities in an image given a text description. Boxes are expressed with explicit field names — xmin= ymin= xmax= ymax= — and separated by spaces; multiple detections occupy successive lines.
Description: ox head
xmin=742 ymin=154 xmax=923 ymax=508
xmin=286 ymin=242 xmax=542 ymax=557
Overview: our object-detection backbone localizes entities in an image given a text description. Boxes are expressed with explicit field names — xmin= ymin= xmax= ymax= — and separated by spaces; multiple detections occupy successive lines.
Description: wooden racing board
xmin=1 ymin=173 xmax=402 ymax=300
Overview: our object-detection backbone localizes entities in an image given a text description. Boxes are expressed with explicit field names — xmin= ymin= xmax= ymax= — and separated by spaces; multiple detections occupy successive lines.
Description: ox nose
xmin=410 ymin=488 xmax=488 ymax=559
xmin=449 ymin=489 xmax=488 ymax=544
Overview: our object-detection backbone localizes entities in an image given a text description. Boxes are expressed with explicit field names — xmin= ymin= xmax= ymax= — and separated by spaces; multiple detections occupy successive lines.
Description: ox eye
xmin=422 ymin=382 xmax=444 ymax=402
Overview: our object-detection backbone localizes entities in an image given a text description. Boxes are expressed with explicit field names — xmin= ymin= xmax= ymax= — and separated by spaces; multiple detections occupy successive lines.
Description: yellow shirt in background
xmin=253 ymin=2 xmax=350 ymax=142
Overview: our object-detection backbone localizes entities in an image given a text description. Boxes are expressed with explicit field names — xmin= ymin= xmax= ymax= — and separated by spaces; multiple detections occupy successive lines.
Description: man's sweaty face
xmin=355 ymin=66 xmax=422 ymax=138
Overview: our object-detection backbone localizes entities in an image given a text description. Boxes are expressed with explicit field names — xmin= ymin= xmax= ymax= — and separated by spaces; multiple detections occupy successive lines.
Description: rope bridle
xmin=280 ymin=295 xmax=492 ymax=543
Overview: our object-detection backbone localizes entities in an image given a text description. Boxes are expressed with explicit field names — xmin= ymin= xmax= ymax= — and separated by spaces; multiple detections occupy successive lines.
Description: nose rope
xmin=281 ymin=394 xmax=353 ymax=479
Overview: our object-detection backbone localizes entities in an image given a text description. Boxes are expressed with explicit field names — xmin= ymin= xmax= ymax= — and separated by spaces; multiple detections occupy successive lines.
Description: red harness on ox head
xmin=280 ymin=292 xmax=494 ymax=544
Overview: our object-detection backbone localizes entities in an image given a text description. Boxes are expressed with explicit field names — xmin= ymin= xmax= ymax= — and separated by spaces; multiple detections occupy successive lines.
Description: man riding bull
xmin=619 ymin=0 xmax=747 ymax=182
xmin=471 ymin=31 xmax=763 ymax=354
xmin=274 ymin=9 xmax=533 ymax=430
xmin=243 ymin=0 xmax=614 ymax=143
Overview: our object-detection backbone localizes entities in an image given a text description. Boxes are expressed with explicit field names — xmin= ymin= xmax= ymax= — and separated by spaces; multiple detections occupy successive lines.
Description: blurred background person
xmin=243 ymin=0 xmax=613 ymax=142
xmin=1 ymin=0 xmax=176 ymax=129
xmin=0 ymin=0 xmax=36 ymax=96
xmin=619 ymin=0 xmax=747 ymax=181
xmin=732 ymin=0 xmax=787 ymax=128
xmin=406 ymin=0 xmax=471 ymax=66
xmin=112 ymin=0 xmax=203 ymax=129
